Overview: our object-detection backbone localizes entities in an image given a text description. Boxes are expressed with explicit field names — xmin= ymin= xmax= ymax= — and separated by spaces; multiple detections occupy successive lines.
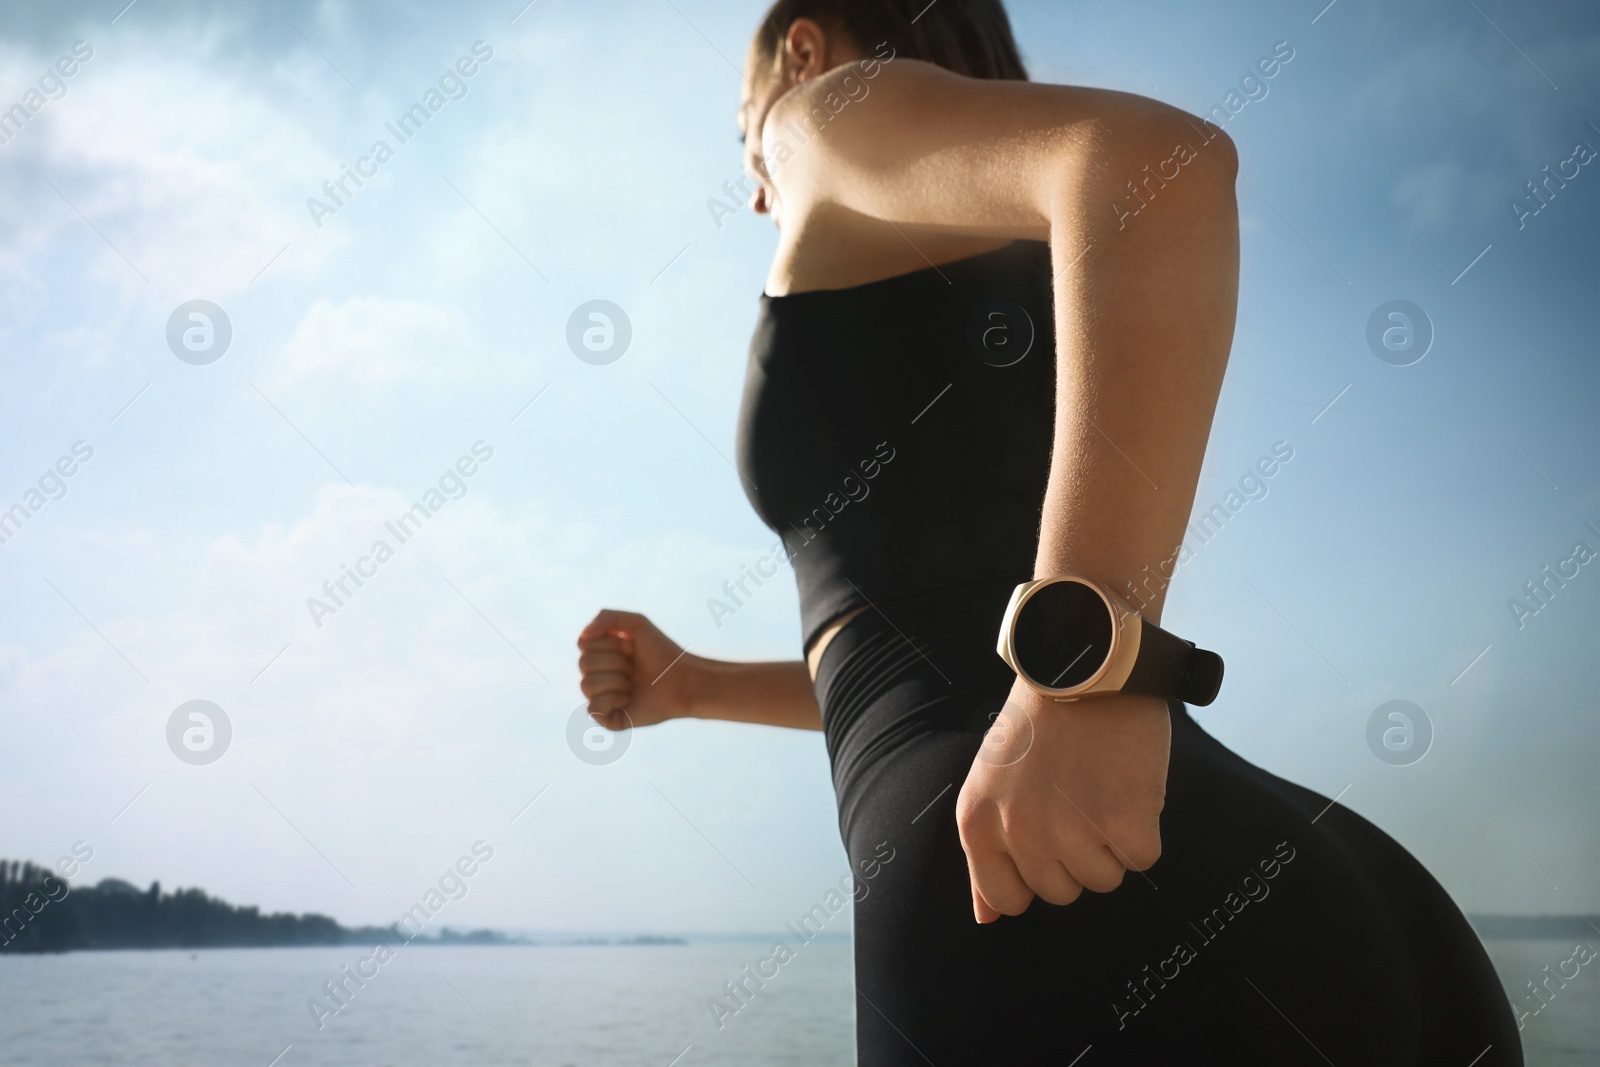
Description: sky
xmin=0 ymin=0 xmax=1595 ymax=940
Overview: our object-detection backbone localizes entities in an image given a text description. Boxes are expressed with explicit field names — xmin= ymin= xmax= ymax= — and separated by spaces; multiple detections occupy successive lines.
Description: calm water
xmin=1 ymin=942 xmax=855 ymax=1067
xmin=1481 ymin=939 xmax=1600 ymax=1067
xmin=1 ymin=939 xmax=1593 ymax=1065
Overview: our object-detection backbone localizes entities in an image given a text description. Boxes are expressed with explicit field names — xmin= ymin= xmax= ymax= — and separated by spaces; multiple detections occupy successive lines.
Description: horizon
xmin=6 ymin=856 xmax=1597 ymax=941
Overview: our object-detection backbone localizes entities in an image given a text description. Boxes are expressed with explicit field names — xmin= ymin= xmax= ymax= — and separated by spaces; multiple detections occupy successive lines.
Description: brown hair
xmin=753 ymin=0 xmax=1028 ymax=82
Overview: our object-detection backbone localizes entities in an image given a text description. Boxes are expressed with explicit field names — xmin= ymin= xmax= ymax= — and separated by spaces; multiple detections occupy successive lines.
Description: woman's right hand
xmin=576 ymin=609 xmax=694 ymax=730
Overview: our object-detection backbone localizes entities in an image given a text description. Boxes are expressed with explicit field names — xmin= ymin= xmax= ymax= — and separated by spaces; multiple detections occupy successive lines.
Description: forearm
xmin=1035 ymin=129 xmax=1240 ymax=625
xmin=681 ymin=655 xmax=823 ymax=731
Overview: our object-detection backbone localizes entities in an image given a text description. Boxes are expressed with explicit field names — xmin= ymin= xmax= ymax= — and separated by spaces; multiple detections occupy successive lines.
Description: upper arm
xmin=760 ymin=58 xmax=1237 ymax=240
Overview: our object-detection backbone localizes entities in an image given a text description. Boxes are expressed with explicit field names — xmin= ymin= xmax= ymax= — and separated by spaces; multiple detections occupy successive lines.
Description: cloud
xmin=270 ymin=296 xmax=472 ymax=386
xmin=1345 ymin=21 xmax=1600 ymax=191
xmin=0 ymin=47 xmax=336 ymax=286
xmin=1389 ymin=158 xmax=1501 ymax=232
xmin=0 ymin=37 xmax=345 ymax=375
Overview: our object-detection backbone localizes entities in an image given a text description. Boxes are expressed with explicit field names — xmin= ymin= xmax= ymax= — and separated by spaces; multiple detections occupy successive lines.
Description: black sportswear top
xmin=736 ymin=240 xmax=1058 ymax=651
xmin=736 ymin=239 xmax=1524 ymax=1065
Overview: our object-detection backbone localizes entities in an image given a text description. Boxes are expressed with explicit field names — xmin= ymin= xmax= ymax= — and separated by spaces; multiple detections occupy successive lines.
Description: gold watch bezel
xmin=996 ymin=574 xmax=1144 ymax=701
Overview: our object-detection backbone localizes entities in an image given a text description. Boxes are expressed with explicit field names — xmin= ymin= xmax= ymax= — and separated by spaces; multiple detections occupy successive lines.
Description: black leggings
xmin=813 ymin=578 xmax=1521 ymax=1066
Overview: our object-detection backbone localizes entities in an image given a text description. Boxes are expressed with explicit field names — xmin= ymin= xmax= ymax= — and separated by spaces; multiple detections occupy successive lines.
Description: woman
xmin=578 ymin=2 xmax=1520 ymax=1062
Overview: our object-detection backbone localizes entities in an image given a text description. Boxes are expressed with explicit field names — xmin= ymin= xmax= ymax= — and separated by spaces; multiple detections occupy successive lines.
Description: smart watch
xmin=996 ymin=574 xmax=1223 ymax=706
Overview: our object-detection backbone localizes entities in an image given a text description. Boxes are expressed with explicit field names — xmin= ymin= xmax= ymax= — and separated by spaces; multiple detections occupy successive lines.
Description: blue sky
xmin=0 ymin=0 xmax=1595 ymax=937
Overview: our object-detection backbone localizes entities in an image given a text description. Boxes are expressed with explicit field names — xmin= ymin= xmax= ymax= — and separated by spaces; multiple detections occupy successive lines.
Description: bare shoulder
xmin=768 ymin=55 xmax=1178 ymax=140
xmin=758 ymin=57 xmax=1237 ymax=294
xmin=761 ymin=56 xmax=1237 ymax=220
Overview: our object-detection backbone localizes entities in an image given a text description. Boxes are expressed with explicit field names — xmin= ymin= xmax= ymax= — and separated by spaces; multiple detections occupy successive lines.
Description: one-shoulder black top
xmin=735 ymin=240 xmax=1058 ymax=651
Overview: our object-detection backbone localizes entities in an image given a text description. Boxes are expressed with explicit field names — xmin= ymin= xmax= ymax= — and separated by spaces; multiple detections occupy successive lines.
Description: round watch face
xmin=1013 ymin=579 xmax=1113 ymax=691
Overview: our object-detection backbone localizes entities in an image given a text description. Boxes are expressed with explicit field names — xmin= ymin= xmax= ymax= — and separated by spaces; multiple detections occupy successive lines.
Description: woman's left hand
xmin=955 ymin=681 xmax=1171 ymax=922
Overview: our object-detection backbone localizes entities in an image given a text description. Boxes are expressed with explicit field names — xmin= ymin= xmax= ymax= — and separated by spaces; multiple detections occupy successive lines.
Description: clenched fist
xmin=576 ymin=609 xmax=694 ymax=730
xmin=956 ymin=680 xmax=1170 ymax=922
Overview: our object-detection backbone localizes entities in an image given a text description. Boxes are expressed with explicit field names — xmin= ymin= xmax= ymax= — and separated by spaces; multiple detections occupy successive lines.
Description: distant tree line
xmin=0 ymin=859 xmax=531 ymax=954
xmin=0 ymin=858 xmax=344 ymax=953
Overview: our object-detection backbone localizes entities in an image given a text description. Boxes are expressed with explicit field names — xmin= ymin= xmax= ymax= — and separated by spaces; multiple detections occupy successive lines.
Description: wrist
xmin=1012 ymin=682 xmax=1174 ymax=738
xmin=671 ymin=651 xmax=713 ymax=720
xmin=998 ymin=573 xmax=1221 ymax=706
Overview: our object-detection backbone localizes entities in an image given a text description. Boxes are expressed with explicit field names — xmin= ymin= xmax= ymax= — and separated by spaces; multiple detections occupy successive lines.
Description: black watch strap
xmin=1121 ymin=617 xmax=1224 ymax=706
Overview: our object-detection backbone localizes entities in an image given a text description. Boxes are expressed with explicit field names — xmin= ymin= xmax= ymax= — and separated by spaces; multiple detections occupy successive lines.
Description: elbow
xmin=1180 ymin=112 xmax=1239 ymax=184
xmin=1140 ymin=102 xmax=1238 ymax=188
xmin=1075 ymin=102 xmax=1237 ymax=218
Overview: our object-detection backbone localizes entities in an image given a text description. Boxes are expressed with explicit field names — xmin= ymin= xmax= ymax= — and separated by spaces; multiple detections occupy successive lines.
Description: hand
xmin=955 ymin=679 xmax=1171 ymax=922
xmin=576 ymin=609 xmax=694 ymax=731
